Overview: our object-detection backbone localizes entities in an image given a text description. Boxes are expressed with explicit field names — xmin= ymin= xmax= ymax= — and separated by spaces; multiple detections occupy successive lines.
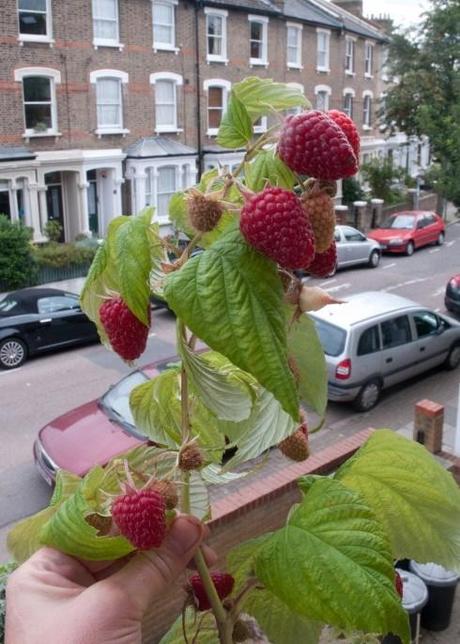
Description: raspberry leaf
xmin=179 ymin=345 xmax=255 ymax=422
xmin=233 ymin=77 xmax=309 ymax=120
xmin=164 ymin=226 xmax=299 ymax=419
xmin=189 ymin=471 xmax=210 ymax=521
xmin=217 ymin=91 xmax=253 ymax=149
xmin=201 ymin=463 xmax=248 ymax=485
xmin=335 ymin=430 xmax=460 ymax=570
xmin=254 ymin=478 xmax=410 ymax=642
xmin=287 ymin=312 xmax=328 ymax=417
xmin=244 ymin=149 xmax=297 ymax=192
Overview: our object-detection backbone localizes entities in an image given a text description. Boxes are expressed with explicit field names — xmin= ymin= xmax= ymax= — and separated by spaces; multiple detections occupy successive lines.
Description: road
xmin=1 ymin=222 xmax=460 ymax=560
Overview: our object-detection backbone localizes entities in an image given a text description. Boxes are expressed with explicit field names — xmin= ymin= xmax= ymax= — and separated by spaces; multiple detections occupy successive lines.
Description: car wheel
xmin=353 ymin=379 xmax=382 ymax=412
xmin=436 ymin=231 xmax=445 ymax=246
xmin=405 ymin=241 xmax=415 ymax=256
xmin=0 ymin=337 xmax=28 ymax=369
xmin=368 ymin=250 xmax=380 ymax=268
xmin=445 ymin=343 xmax=460 ymax=370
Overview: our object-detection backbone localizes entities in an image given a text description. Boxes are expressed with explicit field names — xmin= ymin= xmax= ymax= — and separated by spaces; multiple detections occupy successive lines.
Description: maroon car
xmin=34 ymin=363 xmax=164 ymax=485
xmin=367 ymin=211 xmax=445 ymax=256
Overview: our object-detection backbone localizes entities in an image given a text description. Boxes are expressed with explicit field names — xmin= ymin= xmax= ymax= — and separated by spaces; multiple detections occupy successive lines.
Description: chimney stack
xmin=332 ymin=1 xmax=363 ymax=18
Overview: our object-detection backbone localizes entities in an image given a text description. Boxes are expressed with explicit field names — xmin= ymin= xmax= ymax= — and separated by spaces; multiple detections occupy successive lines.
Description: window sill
xmin=18 ymin=35 xmax=55 ymax=47
xmin=153 ymin=44 xmax=180 ymax=54
xmin=93 ymin=40 xmax=125 ymax=51
xmin=23 ymin=131 xmax=61 ymax=140
xmin=206 ymin=129 xmax=219 ymax=137
xmin=316 ymin=67 xmax=330 ymax=73
xmin=250 ymin=59 xmax=269 ymax=68
xmin=155 ymin=127 xmax=183 ymax=134
xmin=287 ymin=63 xmax=303 ymax=70
xmin=364 ymin=73 xmax=374 ymax=79
xmin=206 ymin=56 xmax=229 ymax=65
xmin=362 ymin=125 xmax=372 ymax=131
xmin=345 ymin=70 xmax=356 ymax=77
xmin=95 ymin=128 xmax=130 ymax=137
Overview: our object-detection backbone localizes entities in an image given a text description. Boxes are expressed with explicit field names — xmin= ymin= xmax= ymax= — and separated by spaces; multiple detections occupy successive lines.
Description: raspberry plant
xmin=8 ymin=78 xmax=460 ymax=644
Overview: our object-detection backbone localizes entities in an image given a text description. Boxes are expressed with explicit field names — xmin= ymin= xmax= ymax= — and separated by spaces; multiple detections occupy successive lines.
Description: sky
xmin=363 ymin=0 xmax=430 ymax=27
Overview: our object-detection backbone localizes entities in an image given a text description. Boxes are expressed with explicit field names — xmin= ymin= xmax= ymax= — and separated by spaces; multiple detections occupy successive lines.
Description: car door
xmin=36 ymin=294 xmax=94 ymax=348
xmin=424 ymin=213 xmax=441 ymax=244
xmin=334 ymin=228 xmax=348 ymax=267
xmin=410 ymin=309 xmax=451 ymax=371
xmin=379 ymin=314 xmax=417 ymax=387
xmin=342 ymin=227 xmax=369 ymax=264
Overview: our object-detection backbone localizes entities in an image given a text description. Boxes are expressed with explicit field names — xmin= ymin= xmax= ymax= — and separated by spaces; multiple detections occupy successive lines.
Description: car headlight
xmin=389 ymin=238 xmax=403 ymax=245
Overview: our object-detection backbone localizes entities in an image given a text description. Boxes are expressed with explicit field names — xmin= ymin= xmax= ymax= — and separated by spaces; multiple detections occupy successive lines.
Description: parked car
xmin=334 ymin=225 xmax=381 ymax=271
xmin=367 ymin=211 xmax=445 ymax=256
xmin=445 ymin=275 xmax=460 ymax=316
xmin=309 ymin=292 xmax=460 ymax=412
xmin=0 ymin=288 xmax=98 ymax=369
xmin=33 ymin=362 xmax=165 ymax=485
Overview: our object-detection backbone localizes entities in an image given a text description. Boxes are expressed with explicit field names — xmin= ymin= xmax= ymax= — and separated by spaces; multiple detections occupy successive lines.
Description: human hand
xmin=5 ymin=515 xmax=212 ymax=644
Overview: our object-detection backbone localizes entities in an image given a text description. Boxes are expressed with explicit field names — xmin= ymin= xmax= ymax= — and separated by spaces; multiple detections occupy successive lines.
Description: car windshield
xmin=379 ymin=214 xmax=415 ymax=230
xmin=100 ymin=371 xmax=150 ymax=430
xmin=310 ymin=316 xmax=347 ymax=357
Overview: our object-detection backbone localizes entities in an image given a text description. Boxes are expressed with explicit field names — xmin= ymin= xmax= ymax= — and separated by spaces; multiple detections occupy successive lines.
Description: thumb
xmin=106 ymin=515 xmax=205 ymax=613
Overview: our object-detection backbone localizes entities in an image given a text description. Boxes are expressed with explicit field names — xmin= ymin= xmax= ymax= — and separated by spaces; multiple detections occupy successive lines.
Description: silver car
xmin=334 ymin=225 xmax=381 ymax=272
xmin=309 ymin=292 xmax=460 ymax=412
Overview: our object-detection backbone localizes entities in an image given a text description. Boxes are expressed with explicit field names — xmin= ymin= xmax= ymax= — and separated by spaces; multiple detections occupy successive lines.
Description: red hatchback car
xmin=367 ymin=211 xmax=445 ymax=256
xmin=33 ymin=363 xmax=165 ymax=485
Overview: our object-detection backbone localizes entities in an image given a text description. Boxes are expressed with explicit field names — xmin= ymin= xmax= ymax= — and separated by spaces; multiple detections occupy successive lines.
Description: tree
xmin=361 ymin=158 xmax=406 ymax=203
xmin=384 ymin=0 xmax=460 ymax=205
xmin=0 ymin=215 xmax=36 ymax=289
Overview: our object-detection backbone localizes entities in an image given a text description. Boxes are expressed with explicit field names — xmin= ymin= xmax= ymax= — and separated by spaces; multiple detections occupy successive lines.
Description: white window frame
xmin=364 ymin=41 xmax=374 ymax=77
xmin=152 ymin=0 xmax=179 ymax=52
xmin=253 ymin=116 xmax=268 ymax=134
xmin=285 ymin=82 xmax=304 ymax=116
xmin=14 ymin=67 xmax=61 ymax=137
xmin=248 ymin=15 xmax=268 ymax=67
xmin=90 ymin=69 xmax=129 ymax=136
xmin=363 ymin=90 xmax=373 ymax=129
xmin=150 ymin=72 xmax=183 ymax=133
xmin=286 ymin=22 xmax=302 ymax=69
xmin=316 ymin=29 xmax=330 ymax=73
xmin=342 ymin=87 xmax=355 ymax=118
xmin=156 ymin=165 xmax=178 ymax=223
xmin=204 ymin=78 xmax=231 ymax=136
xmin=92 ymin=0 xmax=123 ymax=50
xmin=314 ymin=84 xmax=331 ymax=112
xmin=345 ymin=36 xmax=356 ymax=75
xmin=205 ymin=8 xmax=228 ymax=64
xmin=17 ymin=0 xmax=54 ymax=44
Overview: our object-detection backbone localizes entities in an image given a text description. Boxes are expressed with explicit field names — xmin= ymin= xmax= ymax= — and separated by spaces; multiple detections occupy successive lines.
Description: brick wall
xmin=141 ymin=428 xmax=374 ymax=642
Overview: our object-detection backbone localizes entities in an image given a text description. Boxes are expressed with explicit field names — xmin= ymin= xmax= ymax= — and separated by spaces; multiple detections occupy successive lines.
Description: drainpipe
xmin=194 ymin=1 xmax=203 ymax=178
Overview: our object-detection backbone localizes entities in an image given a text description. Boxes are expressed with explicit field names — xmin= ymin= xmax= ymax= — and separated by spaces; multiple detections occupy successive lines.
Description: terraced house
xmin=0 ymin=0 xmax=429 ymax=242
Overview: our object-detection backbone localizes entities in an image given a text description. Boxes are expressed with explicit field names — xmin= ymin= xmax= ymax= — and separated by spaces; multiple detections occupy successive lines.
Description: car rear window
xmin=310 ymin=316 xmax=347 ymax=357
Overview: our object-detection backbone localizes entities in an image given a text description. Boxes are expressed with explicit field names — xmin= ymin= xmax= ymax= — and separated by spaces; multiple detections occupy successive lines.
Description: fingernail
xmin=168 ymin=516 xmax=204 ymax=556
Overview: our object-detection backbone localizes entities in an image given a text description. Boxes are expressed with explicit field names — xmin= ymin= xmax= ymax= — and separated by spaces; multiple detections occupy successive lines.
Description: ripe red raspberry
xmin=240 ymin=187 xmax=315 ymax=270
xmin=328 ymin=109 xmax=360 ymax=158
xmin=112 ymin=488 xmax=166 ymax=550
xmin=99 ymin=297 xmax=150 ymax=362
xmin=395 ymin=571 xmax=403 ymax=598
xmin=189 ymin=571 xmax=235 ymax=611
xmin=278 ymin=111 xmax=358 ymax=180
xmin=308 ymin=242 xmax=337 ymax=277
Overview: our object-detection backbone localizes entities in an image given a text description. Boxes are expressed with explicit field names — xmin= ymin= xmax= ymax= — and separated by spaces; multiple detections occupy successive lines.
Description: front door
xmin=0 ymin=183 xmax=11 ymax=219
xmin=45 ymin=172 xmax=65 ymax=241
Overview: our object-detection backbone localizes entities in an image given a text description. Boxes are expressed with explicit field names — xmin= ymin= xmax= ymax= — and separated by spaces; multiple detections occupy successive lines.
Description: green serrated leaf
xmin=244 ymin=149 xmax=297 ymax=192
xmin=217 ymin=91 xmax=253 ymax=149
xmin=335 ymin=430 xmax=460 ymax=570
xmin=233 ymin=77 xmax=309 ymax=120
xmin=255 ymin=477 xmax=410 ymax=643
xmin=114 ymin=208 xmax=153 ymax=325
xmin=164 ymin=226 xmax=299 ymax=419
xmin=7 ymin=470 xmax=82 ymax=562
xmin=39 ymin=467 xmax=134 ymax=560
xmin=159 ymin=607 xmax=219 ymax=644
xmin=201 ymin=463 xmax=248 ymax=485
xmin=178 ymin=344 xmax=254 ymax=422
xmin=189 ymin=471 xmax=210 ymax=520
xmin=168 ymin=191 xmax=195 ymax=238
xmin=221 ymin=388 xmax=297 ymax=470
xmin=288 ymin=313 xmax=328 ymax=416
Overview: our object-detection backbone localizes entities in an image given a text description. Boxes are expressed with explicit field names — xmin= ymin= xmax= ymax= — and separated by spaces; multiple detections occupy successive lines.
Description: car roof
xmin=389 ymin=211 xmax=433 ymax=217
xmin=310 ymin=291 xmax=421 ymax=329
xmin=5 ymin=288 xmax=77 ymax=302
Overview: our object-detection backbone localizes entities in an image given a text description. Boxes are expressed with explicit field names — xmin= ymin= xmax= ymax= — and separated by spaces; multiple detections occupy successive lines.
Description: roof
xmin=284 ymin=0 xmax=341 ymax=28
xmin=307 ymin=0 xmax=387 ymax=41
xmin=310 ymin=291 xmax=420 ymax=328
xmin=125 ymin=137 xmax=197 ymax=159
xmin=0 ymin=147 xmax=36 ymax=162
xmin=202 ymin=0 xmax=282 ymax=14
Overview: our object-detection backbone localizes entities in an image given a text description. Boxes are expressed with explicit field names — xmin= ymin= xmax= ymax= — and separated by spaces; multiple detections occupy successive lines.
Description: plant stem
xmin=194 ymin=549 xmax=234 ymax=644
